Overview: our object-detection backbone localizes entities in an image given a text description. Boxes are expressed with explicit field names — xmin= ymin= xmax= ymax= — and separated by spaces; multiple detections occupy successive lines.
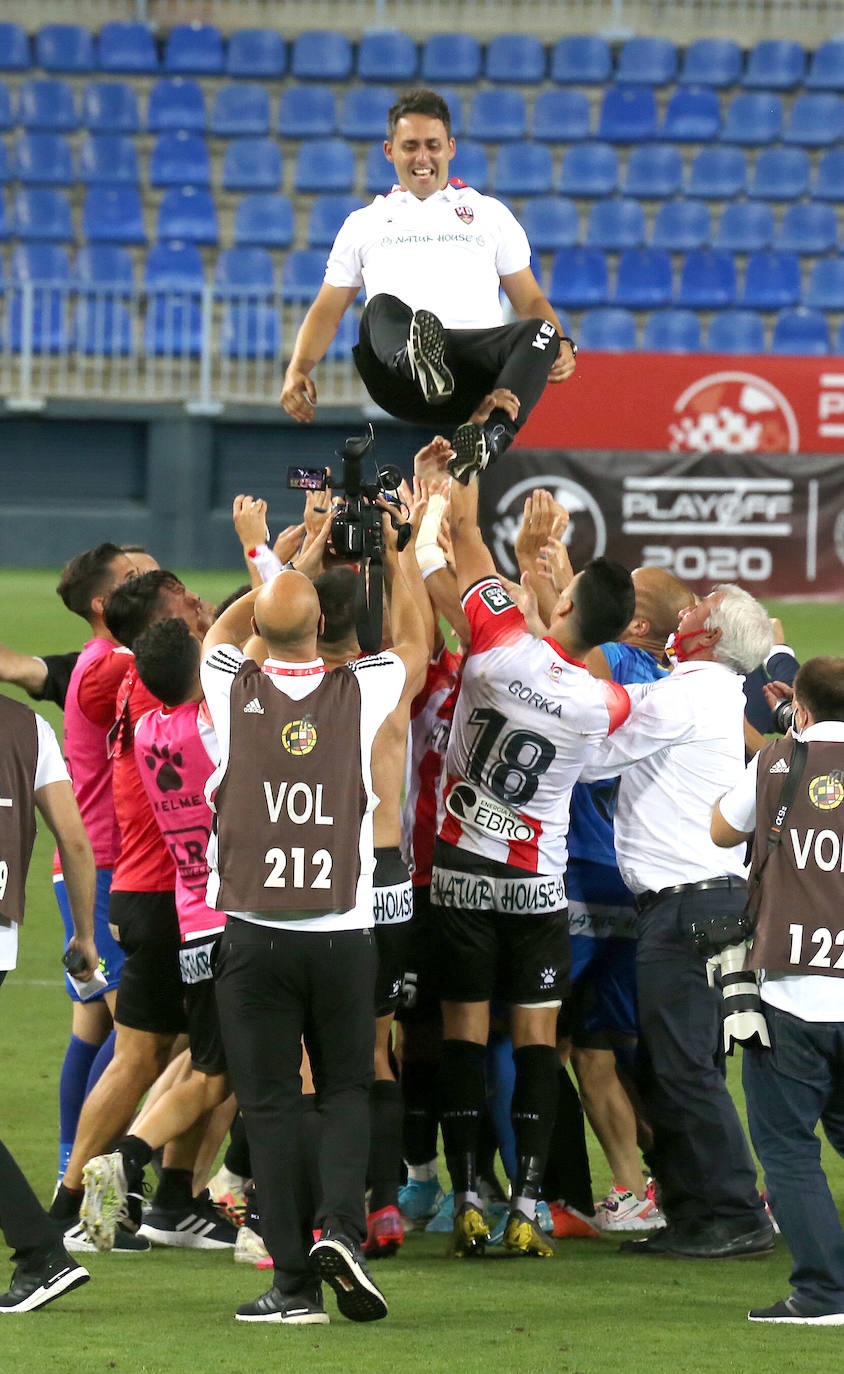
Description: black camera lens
xmin=772 ymin=698 xmax=795 ymax=735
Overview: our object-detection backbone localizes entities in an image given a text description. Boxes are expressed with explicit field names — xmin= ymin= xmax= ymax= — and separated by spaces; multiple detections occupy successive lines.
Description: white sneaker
xmin=595 ymin=1185 xmax=666 ymax=1232
xmin=235 ymin=1225 xmax=269 ymax=1265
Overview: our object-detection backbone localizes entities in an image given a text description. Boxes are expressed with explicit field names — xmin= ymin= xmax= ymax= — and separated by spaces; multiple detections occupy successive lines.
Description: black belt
xmin=634 ymin=876 xmax=747 ymax=918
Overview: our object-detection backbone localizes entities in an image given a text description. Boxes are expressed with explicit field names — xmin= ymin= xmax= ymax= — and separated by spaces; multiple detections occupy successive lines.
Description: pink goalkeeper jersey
xmin=134 ymin=700 xmax=223 ymax=941
xmin=60 ymin=638 xmax=122 ymax=870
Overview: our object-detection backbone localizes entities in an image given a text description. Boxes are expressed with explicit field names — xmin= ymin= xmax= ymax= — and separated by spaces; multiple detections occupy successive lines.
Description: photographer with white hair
xmin=579 ymin=585 xmax=776 ymax=1261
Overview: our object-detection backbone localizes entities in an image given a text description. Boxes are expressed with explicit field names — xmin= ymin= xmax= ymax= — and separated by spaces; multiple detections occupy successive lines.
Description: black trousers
xmin=635 ymin=887 xmax=766 ymax=1229
xmin=354 ymin=292 xmax=560 ymax=428
xmin=215 ymin=918 xmax=376 ymax=1295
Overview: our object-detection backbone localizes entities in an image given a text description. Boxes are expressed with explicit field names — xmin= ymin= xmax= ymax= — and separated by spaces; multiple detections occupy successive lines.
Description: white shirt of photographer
xmin=718 ymin=720 xmax=844 ymax=1022
xmin=579 ymin=660 xmax=748 ymax=895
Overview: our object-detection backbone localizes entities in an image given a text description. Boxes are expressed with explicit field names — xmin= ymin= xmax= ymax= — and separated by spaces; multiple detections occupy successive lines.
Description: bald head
xmin=254 ymin=571 xmax=322 ymax=657
xmin=630 ymin=567 xmax=695 ymax=646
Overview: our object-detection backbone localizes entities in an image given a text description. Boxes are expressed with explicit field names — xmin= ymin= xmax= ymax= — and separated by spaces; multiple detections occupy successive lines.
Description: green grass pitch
xmin=1 ymin=572 xmax=842 ymax=1371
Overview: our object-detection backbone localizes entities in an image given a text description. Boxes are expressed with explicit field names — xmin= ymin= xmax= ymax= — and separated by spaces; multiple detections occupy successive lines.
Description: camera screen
xmin=287 ymin=466 xmax=328 ymax=491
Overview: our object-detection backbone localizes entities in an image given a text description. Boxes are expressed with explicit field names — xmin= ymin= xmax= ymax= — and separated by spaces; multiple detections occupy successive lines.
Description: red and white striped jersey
xmin=401 ymin=644 xmax=462 ymax=887
xmin=436 ymin=578 xmax=630 ymax=876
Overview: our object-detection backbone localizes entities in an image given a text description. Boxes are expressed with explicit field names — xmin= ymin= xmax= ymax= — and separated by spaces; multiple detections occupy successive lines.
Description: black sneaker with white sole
xmin=748 ymin=1295 xmax=844 ymax=1325
xmin=235 ymin=1285 xmax=329 ymax=1325
xmin=309 ymin=1229 xmax=388 ymax=1323
xmin=64 ymin=1219 xmax=150 ymax=1254
xmin=448 ymin=423 xmax=489 ymax=485
xmin=0 ymin=1245 xmax=89 ymax=1313
xmin=138 ymin=1190 xmax=237 ymax=1249
xmin=406 ymin=310 xmax=454 ymax=405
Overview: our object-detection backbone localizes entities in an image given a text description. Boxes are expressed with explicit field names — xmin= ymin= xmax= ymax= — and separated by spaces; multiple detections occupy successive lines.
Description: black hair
xmin=314 ymin=566 xmax=360 ymax=644
xmin=572 ymin=559 xmax=636 ymax=650
xmin=794 ymin=656 xmax=844 ymax=724
xmin=56 ymin=542 xmax=126 ymax=621
xmin=214 ymin=584 xmax=253 ymax=620
xmin=133 ymin=618 xmax=200 ymax=707
xmin=387 ymin=88 xmax=452 ymax=140
xmin=103 ymin=570 xmax=182 ymax=649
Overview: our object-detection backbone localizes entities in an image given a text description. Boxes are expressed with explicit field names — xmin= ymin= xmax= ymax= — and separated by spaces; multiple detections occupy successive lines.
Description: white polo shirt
xmin=580 ymin=660 xmax=749 ymax=895
xmin=718 ymin=721 xmax=844 ymax=1022
xmin=323 ymin=182 xmax=531 ymax=329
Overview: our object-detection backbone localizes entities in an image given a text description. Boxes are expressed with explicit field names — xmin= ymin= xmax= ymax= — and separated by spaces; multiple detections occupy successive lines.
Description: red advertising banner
xmin=516 ymin=353 xmax=844 ymax=455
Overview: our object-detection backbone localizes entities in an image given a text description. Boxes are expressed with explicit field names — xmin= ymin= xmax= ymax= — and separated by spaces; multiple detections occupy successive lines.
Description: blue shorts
xmin=55 ymin=867 xmax=124 ymax=1001
xmin=568 ymin=899 xmax=639 ymax=1048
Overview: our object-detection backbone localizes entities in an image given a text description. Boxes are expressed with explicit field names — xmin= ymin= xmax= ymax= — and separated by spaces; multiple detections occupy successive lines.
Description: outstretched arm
xmin=203 ymin=588 xmax=261 ymax=655
xmin=0 ymin=644 xmax=49 ymax=698
xmin=448 ymin=476 xmax=496 ymax=596
xmin=280 ymin=283 xmax=359 ymax=422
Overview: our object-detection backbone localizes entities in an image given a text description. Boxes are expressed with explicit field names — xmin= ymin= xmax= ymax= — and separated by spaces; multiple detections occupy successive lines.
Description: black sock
xmin=153 ymin=1167 xmax=194 ymax=1211
xmin=400 ymin=1059 xmax=440 ymax=1165
xmin=439 ymin=1039 xmax=486 ymax=1197
xmin=49 ymin=1183 xmax=82 ymax=1221
xmin=511 ymin=1045 xmax=559 ymax=1202
xmin=542 ymin=1063 xmax=595 ymax=1216
xmin=224 ymin=1113 xmax=251 ymax=1179
xmin=367 ymin=1079 xmax=403 ymax=1213
xmin=477 ymin=1109 xmax=506 ymax=1199
xmin=482 ymin=408 xmax=517 ymax=459
xmin=117 ymin=1134 xmax=152 ymax=1177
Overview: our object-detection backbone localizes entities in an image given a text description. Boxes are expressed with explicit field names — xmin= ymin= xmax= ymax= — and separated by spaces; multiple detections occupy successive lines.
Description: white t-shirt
xmin=200 ymin=646 xmax=406 ymax=933
xmin=324 ymin=182 xmax=531 ymax=329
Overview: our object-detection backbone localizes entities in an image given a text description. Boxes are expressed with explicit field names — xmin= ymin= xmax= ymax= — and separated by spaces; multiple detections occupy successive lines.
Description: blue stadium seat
xmin=771 ymin=307 xmax=830 ymax=354
xmin=520 ymin=196 xmax=579 ymax=251
xmin=661 ymin=87 xmax=721 ymax=141
xmin=0 ymin=142 xmax=8 ymax=182
xmin=493 ymin=142 xmax=552 ymax=196
xmin=549 ymin=248 xmax=609 ymax=309
xmin=292 ymin=31 xmax=353 ymax=81
xmin=9 ymin=291 xmax=68 ymax=352
xmin=148 ymin=79 xmax=205 ymax=133
xmin=617 ymin=37 xmax=677 ymax=85
xmin=339 ymin=86 xmax=397 ymax=140
xmin=81 ymin=81 xmax=139 ymax=133
xmin=0 ymin=23 xmax=30 ymax=71
xmin=586 ymin=198 xmax=645 ymax=250
xmin=82 ymin=186 xmax=145 ymax=244
xmin=76 ymin=244 xmax=135 ymax=294
xmin=614 ymin=248 xmax=673 ymax=308
xmin=144 ymin=297 xmax=203 ymax=356
xmin=325 ymin=311 xmax=359 ymax=360
xmin=776 ymin=202 xmax=838 ymax=254
xmin=212 ymin=84 xmax=270 ymax=138
xmin=805 ymin=256 xmax=844 ymax=310
xmin=226 ymin=30 xmax=286 ymax=79
xmin=72 ymin=299 xmax=132 ymax=355
xmin=784 ymin=94 xmax=844 ymax=147
xmin=214 ymin=246 xmax=275 ymax=297
xmin=623 ymin=144 xmax=683 ymax=198
xmin=813 ymin=148 xmax=844 ymax=201
xmin=836 ymin=320 xmax=844 ymax=353
xmin=421 ymin=35 xmax=481 ymax=83
xmin=450 ymin=141 xmax=488 ymax=191
xmin=532 ymin=89 xmax=591 ymax=142
xmin=14 ymin=133 xmax=73 ymax=186
xmin=281 ymin=249 xmax=328 ymax=303
xmin=721 ymin=93 xmax=783 ymax=145
xmin=37 ymin=24 xmax=94 ymax=73
xmin=677 ymin=249 xmax=737 ymax=308
xmin=706 ymin=310 xmax=766 ymax=353
xmin=294 ymin=138 xmax=355 ymax=193
xmin=165 ymin=23 xmax=224 ymax=75
xmin=232 ymin=193 xmax=294 ymax=249
xmin=278 ymin=86 xmax=336 ymax=139
xmin=97 ymin=23 xmax=158 ymax=74
xmin=806 ymin=39 xmax=844 ymax=91
xmin=221 ymin=138 xmax=282 ymax=193
xmin=579 ymin=307 xmax=636 ymax=351
xmin=11 ymin=242 xmax=71 ymax=286
xmin=157 ymin=187 xmax=218 ymax=244
xmin=599 ymin=86 xmax=658 ymax=142
xmin=221 ymin=302 xmax=280 ymax=359
xmin=150 ymin=132 xmax=210 ymax=188
xmin=468 ymin=89 xmax=526 ymax=141
xmin=643 ymin=309 xmax=701 ymax=351
xmin=550 ymin=36 xmax=611 ymax=84
xmin=559 ymin=142 xmax=618 ymax=197
xmin=749 ymin=147 xmax=810 ymax=200
xmin=308 ymin=194 xmax=365 ymax=248
xmin=743 ymin=40 xmax=805 ymax=90
xmin=78 ymin=134 xmax=139 ymax=185
xmin=18 ymin=79 xmax=76 ymax=131
xmin=678 ymin=38 xmax=742 ymax=87
xmin=13 ymin=188 xmax=72 ymax=240
xmin=714 ymin=201 xmax=774 ymax=252
xmin=687 ymin=147 xmax=747 ymax=198
xmin=0 ymin=194 xmax=9 ymax=239
xmin=439 ymin=88 xmax=464 ymax=137
xmin=145 ymin=242 xmax=205 ymax=294
xmin=651 ymin=200 xmax=711 ymax=251
xmin=486 ymin=34 xmax=545 ymax=83
xmin=742 ymin=251 xmax=802 ymax=308
xmin=0 ymin=82 xmax=11 ymax=131
xmin=357 ymin=30 xmax=417 ymax=83
xmin=365 ymin=143 xmax=394 ymax=195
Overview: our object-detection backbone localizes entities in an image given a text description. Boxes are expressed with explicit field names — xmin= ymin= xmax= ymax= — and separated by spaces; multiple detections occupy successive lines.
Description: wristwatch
xmin=560 ymin=334 xmax=578 ymax=357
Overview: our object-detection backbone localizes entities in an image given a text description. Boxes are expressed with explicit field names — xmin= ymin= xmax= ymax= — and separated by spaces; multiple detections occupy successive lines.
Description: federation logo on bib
xmin=281 ymin=717 xmax=317 ymax=756
xmin=808 ymin=774 xmax=844 ymax=811
xmin=455 ymin=205 xmax=474 ymax=224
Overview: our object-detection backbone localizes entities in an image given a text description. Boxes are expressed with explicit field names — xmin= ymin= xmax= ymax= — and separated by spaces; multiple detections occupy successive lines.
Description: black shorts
xmin=373 ymin=847 xmax=413 ymax=1018
xmin=179 ymin=935 xmax=227 ymax=1076
xmin=394 ymin=885 xmax=442 ymax=1026
xmin=110 ymin=889 xmax=187 ymax=1036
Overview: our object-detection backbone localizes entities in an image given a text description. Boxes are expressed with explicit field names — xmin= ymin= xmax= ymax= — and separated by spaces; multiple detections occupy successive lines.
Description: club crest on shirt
xmin=808 ymin=773 xmax=844 ymax=811
xmin=455 ymin=205 xmax=474 ymax=224
xmin=281 ymin=717 xmax=317 ymax=757
xmin=546 ymin=663 xmax=564 ymax=685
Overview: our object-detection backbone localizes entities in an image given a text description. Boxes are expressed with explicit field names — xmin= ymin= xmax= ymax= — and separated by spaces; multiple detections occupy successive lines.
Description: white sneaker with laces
xmin=595 ymin=1185 xmax=666 ymax=1232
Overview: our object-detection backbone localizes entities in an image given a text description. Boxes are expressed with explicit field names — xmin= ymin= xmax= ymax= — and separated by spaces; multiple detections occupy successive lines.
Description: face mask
xmin=666 ymin=627 xmax=709 ymax=664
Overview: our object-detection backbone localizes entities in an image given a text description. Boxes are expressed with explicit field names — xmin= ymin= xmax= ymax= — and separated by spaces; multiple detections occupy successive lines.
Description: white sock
xmin=456 ymin=1190 xmax=483 ymax=1213
xmin=513 ymin=1195 xmax=537 ymax=1221
xmin=406 ymin=1160 xmax=438 ymax=1183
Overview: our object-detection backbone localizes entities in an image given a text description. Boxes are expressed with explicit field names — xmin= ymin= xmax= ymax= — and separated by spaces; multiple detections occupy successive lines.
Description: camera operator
xmin=712 ymin=657 xmax=844 ymax=1325
xmin=580 ymin=585 xmax=776 ymax=1260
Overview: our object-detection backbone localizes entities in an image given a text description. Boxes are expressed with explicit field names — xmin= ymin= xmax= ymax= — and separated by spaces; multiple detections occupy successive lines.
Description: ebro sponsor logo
xmin=445 ymin=782 xmax=534 ymax=842
xmin=669 ymin=372 xmax=799 ymax=454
